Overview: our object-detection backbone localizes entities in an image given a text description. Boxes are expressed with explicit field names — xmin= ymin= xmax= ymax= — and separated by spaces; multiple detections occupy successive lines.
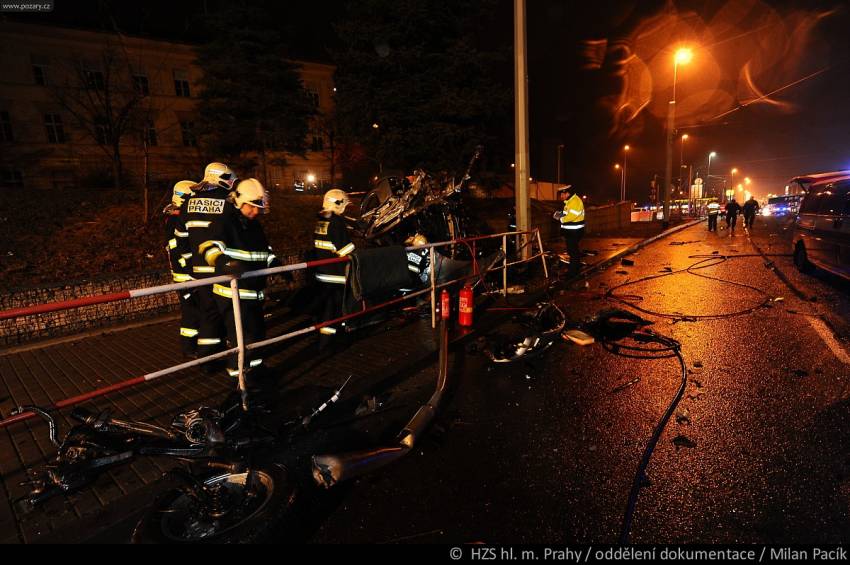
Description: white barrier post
xmin=535 ymin=228 xmax=549 ymax=279
xmin=502 ymin=234 xmax=509 ymax=296
xmin=229 ymin=277 xmax=249 ymax=411
xmin=429 ymin=246 xmax=437 ymax=329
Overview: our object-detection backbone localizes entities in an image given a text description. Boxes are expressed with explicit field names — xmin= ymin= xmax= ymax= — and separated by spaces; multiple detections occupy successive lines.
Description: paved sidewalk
xmin=0 ymin=226 xmax=668 ymax=543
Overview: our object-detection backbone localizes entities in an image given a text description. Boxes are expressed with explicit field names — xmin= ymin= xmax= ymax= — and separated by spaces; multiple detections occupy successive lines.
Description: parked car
xmin=792 ymin=173 xmax=850 ymax=279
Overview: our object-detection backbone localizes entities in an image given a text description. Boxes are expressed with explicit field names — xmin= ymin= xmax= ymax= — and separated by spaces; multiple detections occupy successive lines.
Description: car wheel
xmin=793 ymin=241 xmax=814 ymax=274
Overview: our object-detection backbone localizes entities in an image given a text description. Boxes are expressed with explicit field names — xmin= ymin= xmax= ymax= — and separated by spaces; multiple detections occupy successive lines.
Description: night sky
xmin=8 ymin=0 xmax=850 ymax=201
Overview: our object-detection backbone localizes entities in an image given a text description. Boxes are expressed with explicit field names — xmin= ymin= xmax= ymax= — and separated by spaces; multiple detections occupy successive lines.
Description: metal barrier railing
xmin=0 ymin=229 xmax=547 ymax=427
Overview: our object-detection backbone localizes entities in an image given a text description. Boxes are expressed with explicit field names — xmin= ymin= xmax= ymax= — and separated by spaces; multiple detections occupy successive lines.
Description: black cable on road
xmin=605 ymin=254 xmax=787 ymax=321
xmin=597 ymin=330 xmax=687 ymax=545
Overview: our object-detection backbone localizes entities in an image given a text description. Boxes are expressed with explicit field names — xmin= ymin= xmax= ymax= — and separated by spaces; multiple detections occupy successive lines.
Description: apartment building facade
xmin=0 ymin=22 xmax=335 ymax=191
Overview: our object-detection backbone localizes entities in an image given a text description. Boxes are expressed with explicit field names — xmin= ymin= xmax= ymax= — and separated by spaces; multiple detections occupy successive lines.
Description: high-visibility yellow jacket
xmin=707 ymin=202 xmax=721 ymax=216
xmin=559 ymin=194 xmax=585 ymax=230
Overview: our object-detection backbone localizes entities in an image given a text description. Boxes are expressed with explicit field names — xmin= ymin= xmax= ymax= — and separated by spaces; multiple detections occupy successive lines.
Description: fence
xmin=0 ymin=229 xmax=548 ymax=428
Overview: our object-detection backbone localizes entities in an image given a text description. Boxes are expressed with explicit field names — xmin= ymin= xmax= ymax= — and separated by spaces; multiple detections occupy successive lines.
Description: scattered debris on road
xmin=676 ymin=408 xmax=691 ymax=425
xmin=673 ymin=435 xmax=697 ymax=449
xmin=611 ymin=377 xmax=641 ymax=393
xmin=562 ymin=329 xmax=595 ymax=346
xmin=621 ymin=258 xmax=635 ymax=266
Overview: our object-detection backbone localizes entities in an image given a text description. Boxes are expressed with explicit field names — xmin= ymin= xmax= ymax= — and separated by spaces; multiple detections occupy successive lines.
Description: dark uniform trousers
xmin=165 ymin=214 xmax=201 ymax=356
xmin=313 ymin=211 xmax=355 ymax=350
xmin=562 ymin=227 xmax=585 ymax=275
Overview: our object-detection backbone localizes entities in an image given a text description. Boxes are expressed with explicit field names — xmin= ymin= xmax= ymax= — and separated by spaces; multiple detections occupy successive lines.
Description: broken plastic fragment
xmin=611 ymin=377 xmax=640 ymax=393
xmin=621 ymin=258 xmax=634 ymax=266
xmin=773 ymin=297 xmax=784 ymax=302
xmin=562 ymin=329 xmax=595 ymax=346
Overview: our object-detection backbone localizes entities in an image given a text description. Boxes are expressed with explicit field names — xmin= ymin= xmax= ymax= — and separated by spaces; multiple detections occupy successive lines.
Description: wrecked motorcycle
xmin=356 ymin=146 xmax=488 ymax=259
xmin=13 ymin=387 xmax=335 ymax=543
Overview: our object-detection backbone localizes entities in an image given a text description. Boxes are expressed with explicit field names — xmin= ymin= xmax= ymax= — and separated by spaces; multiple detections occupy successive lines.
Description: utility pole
xmin=514 ymin=0 xmax=530 ymax=260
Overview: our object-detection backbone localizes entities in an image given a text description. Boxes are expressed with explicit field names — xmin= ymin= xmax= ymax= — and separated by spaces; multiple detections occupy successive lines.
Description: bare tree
xmin=49 ymin=40 xmax=143 ymax=189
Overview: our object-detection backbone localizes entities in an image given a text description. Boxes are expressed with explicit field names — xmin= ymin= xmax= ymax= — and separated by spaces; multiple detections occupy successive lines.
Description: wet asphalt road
xmin=311 ymin=215 xmax=850 ymax=544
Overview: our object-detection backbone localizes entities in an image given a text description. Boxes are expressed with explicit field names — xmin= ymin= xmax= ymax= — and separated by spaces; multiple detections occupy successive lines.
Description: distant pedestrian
xmin=742 ymin=196 xmax=760 ymax=229
xmin=553 ymin=184 xmax=585 ymax=277
xmin=707 ymin=201 xmax=720 ymax=232
xmin=725 ymin=198 xmax=742 ymax=235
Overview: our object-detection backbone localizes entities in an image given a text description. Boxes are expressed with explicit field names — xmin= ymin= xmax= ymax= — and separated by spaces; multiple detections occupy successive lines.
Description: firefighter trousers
xmin=176 ymin=289 xmax=201 ymax=356
xmin=216 ymin=295 xmax=266 ymax=378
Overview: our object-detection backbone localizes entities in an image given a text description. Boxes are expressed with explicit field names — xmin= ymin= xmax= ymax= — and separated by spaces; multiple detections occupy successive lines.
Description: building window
xmin=144 ymin=120 xmax=158 ymax=147
xmin=44 ymin=113 xmax=66 ymax=144
xmin=133 ymin=75 xmax=150 ymax=97
xmin=0 ymin=111 xmax=13 ymax=143
xmin=180 ymin=121 xmax=197 ymax=147
xmin=84 ymin=69 xmax=105 ymax=90
xmin=174 ymin=70 xmax=191 ymax=97
xmin=311 ymin=132 xmax=324 ymax=152
xmin=32 ymin=64 xmax=48 ymax=86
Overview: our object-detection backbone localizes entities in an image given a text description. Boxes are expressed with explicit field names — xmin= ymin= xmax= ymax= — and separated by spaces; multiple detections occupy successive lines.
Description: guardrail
xmin=0 ymin=229 xmax=548 ymax=428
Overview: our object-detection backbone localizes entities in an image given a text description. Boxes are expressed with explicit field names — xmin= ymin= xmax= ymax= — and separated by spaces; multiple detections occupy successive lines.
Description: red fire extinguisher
xmin=440 ymin=289 xmax=451 ymax=320
xmin=458 ymin=284 xmax=474 ymax=327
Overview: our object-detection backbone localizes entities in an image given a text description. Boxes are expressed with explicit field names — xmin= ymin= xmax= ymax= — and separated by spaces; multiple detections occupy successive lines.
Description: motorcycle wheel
xmin=131 ymin=464 xmax=296 ymax=544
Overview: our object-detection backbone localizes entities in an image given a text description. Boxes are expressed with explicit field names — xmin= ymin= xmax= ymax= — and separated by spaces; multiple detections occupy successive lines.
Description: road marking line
xmin=808 ymin=317 xmax=850 ymax=365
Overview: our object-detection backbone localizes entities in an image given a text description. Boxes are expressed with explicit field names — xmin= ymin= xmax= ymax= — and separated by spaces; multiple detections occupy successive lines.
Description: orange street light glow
xmin=675 ymin=48 xmax=693 ymax=65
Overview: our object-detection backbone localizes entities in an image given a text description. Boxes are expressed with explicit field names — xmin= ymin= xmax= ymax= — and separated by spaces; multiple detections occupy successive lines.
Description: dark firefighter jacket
xmin=313 ymin=211 xmax=355 ymax=285
xmin=205 ymin=207 xmax=277 ymax=301
xmin=182 ymin=183 xmax=233 ymax=280
xmin=164 ymin=213 xmax=193 ymax=283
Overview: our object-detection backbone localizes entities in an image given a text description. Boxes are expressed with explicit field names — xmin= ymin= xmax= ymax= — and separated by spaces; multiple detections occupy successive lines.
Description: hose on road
xmin=605 ymin=254 xmax=788 ymax=321
xmin=594 ymin=329 xmax=686 ymax=545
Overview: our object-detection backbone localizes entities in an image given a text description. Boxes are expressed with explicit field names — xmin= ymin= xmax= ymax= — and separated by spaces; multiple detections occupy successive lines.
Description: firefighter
xmin=707 ymin=200 xmax=720 ymax=232
xmin=314 ymin=188 xmax=355 ymax=349
xmin=203 ymin=178 xmax=278 ymax=380
xmin=553 ymin=184 xmax=585 ymax=277
xmin=164 ymin=180 xmax=200 ymax=357
xmin=182 ymin=162 xmax=238 ymax=362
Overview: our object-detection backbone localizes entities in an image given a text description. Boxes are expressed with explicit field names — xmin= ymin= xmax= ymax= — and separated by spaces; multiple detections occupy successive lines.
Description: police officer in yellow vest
xmin=553 ymin=184 xmax=585 ymax=277
xmin=707 ymin=200 xmax=721 ymax=232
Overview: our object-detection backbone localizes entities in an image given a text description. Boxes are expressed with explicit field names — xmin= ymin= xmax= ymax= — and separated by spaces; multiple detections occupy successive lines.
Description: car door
xmin=837 ymin=185 xmax=850 ymax=277
xmin=811 ymin=182 xmax=846 ymax=274
xmin=796 ymin=186 xmax=829 ymax=267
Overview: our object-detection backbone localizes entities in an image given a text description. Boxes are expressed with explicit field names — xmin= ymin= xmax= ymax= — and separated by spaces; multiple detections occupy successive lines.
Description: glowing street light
xmin=664 ymin=46 xmax=693 ymax=222
xmin=706 ymin=151 xmax=717 ymax=199
xmin=622 ymin=145 xmax=630 ymax=202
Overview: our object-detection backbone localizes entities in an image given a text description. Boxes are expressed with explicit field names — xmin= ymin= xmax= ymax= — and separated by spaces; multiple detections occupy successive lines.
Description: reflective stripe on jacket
xmin=560 ymin=194 xmax=585 ymax=230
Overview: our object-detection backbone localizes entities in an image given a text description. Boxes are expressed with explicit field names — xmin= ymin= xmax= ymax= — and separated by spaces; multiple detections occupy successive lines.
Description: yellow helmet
xmin=322 ymin=189 xmax=350 ymax=215
xmin=233 ymin=178 xmax=267 ymax=209
xmin=172 ymin=180 xmax=195 ymax=207
xmin=203 ymin=162 xmax=237 ymax=190
xmin=406 ymin=233 xmax=428 ymax=247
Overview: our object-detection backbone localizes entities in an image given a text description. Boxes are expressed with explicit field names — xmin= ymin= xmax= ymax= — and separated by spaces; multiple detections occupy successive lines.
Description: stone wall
xmin=0 ymin=250 xmax=306 ymax=348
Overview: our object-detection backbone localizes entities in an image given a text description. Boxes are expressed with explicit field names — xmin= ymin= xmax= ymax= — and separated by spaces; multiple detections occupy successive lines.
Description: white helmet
xmin=172 ymin=180 xmax=195 ymax=207
xmin=322 ymin=189 xmax=350 ymax=215
xmin=203 ymin=162 xmax=237 ymax=190
xmin=233 ymin=178 xmax=267 ymax=209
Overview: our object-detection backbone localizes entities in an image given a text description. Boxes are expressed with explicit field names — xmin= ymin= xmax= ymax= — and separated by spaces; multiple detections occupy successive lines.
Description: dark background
xmin=7 ymin=0 xmax=850 ymax=202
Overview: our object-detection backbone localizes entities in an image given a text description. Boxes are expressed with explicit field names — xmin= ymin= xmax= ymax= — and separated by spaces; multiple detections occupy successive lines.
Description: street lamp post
xmin=663 ymin=47 xmax=692 ymax=224
xmin=728 ymin=168 xmax=738 ymax=204
xmin=706 ymin=151 xmax=716 ymax=199
xmin=622 ymin=145 xmax=630 ymax=202
xmin=615 ymin=164 xmax=623 ymax=197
